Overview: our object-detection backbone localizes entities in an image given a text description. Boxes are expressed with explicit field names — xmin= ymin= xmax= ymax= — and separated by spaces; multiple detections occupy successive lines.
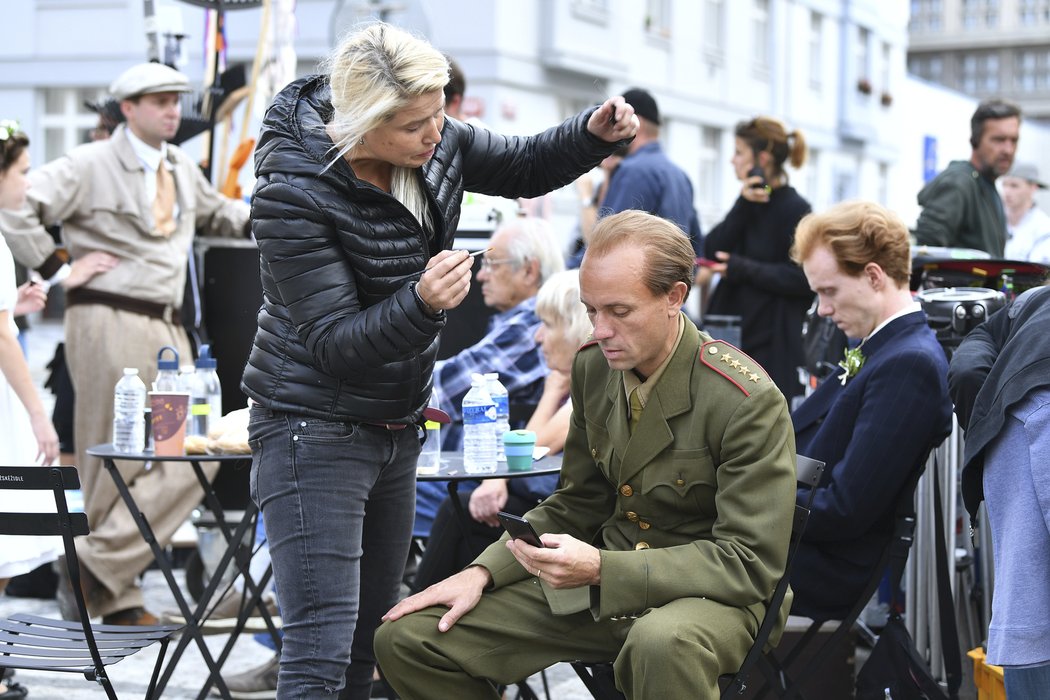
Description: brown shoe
xmin=53 ymin=556 xmax=101 ymax=622
xmin=101 ymin=607 xmax=160 ymax=626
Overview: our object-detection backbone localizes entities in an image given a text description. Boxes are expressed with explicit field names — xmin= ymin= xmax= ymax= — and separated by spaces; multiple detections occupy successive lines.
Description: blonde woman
xmin=242 ymin=22 xmax=636 ymax=698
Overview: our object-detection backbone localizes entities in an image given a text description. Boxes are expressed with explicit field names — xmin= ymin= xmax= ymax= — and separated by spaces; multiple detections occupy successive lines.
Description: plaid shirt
xmin=434 ymin=296 xmax=547 ymax=451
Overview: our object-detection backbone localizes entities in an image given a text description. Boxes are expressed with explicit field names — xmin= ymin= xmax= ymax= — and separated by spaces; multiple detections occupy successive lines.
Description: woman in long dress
xmin=0 ymin=123 xmax=62 ymax=697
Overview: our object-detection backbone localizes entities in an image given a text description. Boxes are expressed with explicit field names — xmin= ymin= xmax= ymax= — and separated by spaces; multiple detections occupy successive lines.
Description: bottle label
xmin=463 ymin=404 xmax=497 ymax=424
xmin=191 ymin=403 xmax=211 ymax=416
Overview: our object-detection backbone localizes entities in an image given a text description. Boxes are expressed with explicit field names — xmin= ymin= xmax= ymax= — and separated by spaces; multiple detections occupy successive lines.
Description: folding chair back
xmin=719 ymin=455 xmax=824 ymax=698
xmin=0 ymin=465 xmax=181 ymax=700
xmin=570 ymin=454 xmax=825 ymax=700
xmin=763 ymin=461 xmax=929 ymax=700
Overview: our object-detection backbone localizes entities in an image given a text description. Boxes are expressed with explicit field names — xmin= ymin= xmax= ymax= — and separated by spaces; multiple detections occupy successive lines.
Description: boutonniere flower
xmin=838 ymin=345 xmax=866 ymax=386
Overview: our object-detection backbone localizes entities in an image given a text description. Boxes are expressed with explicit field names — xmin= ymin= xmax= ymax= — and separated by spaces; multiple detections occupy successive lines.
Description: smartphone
xmin=497 ymin=511 xmax=545 ymax=548
xmin=747 ymin=165 xmax=767 ymax=190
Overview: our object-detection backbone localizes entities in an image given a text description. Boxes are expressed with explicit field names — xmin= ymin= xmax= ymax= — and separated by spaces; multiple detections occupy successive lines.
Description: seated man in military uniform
xmin=376 ymin=210 xmax=797 ymax=699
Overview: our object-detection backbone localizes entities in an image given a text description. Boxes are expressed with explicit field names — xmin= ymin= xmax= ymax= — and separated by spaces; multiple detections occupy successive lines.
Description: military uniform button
xmin=634 ymin=541 xmax=650 ymax=550
xmin=708 ymin=346 xmax=719 ymax=355
xmin=639 ymin=521 xmax=651 ymax=530
xmin=625 ymin=511 xmax=638 ymax=522
xmin=675 ymin=478 xmax=685 ymax=486
xmin=591 ymin=447 xmax=597 ymax=458
xmin=619 ymin=484 xmax=633 ymax=497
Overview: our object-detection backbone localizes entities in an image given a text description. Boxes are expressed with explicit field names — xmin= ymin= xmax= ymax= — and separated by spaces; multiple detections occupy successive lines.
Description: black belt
xmin=66 ymin=287 xmax=181 ymax=322
xmin=363 ymin=422 xmax=411 ymax=431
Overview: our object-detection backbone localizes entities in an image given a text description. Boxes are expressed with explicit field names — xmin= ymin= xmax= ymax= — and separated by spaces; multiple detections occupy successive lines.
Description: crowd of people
xmin=0 ymin=18 xmax=1048 ymax=700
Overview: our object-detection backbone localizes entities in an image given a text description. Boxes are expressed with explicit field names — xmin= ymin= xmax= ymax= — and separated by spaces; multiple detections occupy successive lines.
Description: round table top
xmin=415 ymin=452 xmax=562 ymax=482
xmin=86 ymin=443 xmax=251 ymax=462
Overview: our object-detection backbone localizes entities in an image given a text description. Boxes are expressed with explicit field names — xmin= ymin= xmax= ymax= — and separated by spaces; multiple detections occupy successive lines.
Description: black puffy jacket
xmin=241 ymin=75 xmax=617 ymax=423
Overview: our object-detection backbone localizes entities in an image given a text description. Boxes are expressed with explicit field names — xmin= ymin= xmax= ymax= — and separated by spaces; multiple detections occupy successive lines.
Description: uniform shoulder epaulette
xmin=698 ymin=339 xmax=769 ymax=397
xmin=578 ymin=337 xmax=600 ymax=352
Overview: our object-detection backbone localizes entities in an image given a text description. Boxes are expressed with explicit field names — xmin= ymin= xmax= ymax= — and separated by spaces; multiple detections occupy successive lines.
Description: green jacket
xmin=475 ymin=316 xmax=797 ymax=641
xmin=914 ymin=160 xmax=1006 ymax=256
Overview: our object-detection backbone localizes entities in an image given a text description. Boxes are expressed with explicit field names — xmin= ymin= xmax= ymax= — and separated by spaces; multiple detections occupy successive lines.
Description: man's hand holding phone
xmin=499 ymin=512 xmax=602 ymax=588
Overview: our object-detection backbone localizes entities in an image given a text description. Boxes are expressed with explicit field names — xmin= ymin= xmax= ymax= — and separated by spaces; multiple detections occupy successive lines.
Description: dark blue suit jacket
xmin=790 ymin=310 xmax=952 ymax=619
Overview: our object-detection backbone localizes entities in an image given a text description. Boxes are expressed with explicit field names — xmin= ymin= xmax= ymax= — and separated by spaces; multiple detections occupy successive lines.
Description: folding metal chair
xmin=570 ymin=454 xmax=826 ymax=699
xmin=0 ymin=465 xmax=181 ymax=699
xmin=758 ymin=465 xmax=931 ymax=700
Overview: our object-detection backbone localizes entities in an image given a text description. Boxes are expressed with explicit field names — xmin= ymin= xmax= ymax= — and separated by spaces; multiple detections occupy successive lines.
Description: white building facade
xmin=2 ymin=0 xmax=1047 ymax=245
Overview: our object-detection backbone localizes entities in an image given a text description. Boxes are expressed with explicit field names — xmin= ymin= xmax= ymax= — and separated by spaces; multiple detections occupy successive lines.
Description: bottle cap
xmin=196 ymin=344 xmax=218 ymax=369
xmin=157 ymin=345 xmax=179 ymax=371
xmin=123 ymin=367 xmax=139 ymax=375
xmin=484 ymin=372 xmax=498 ymax=380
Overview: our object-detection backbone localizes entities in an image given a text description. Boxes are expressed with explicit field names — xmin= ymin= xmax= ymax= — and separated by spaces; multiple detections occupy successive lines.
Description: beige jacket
xmin=0 ymin=125 xmax=248 ymax=308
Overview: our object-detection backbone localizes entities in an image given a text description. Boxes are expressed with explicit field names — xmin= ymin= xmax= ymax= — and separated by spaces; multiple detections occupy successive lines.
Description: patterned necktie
xmin=629 ymin=388 xmax=643 ymax=434
xmin=152 ymin=163 xmax=176 ymax=237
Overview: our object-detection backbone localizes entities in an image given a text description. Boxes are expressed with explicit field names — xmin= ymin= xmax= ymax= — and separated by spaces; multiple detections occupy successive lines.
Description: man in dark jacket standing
xmin=599 ymin=87 xmax=703 ymax=256
xmin=913 ymin=99 xmax=1021 ymax=256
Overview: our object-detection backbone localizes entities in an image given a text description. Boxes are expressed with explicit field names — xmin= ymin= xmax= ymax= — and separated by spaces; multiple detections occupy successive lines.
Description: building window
xmin=910 ymin=55 xmax=945 ymax=82
xmin=645 ymin=0 xmax=671 ymax=38
xmin=572 ymin=0 xmax=610 ymax=24
xmin=703 ymin=0 xmax=725 ymax=58
xmin=40 ymin=87 xmax=107 ymax=163
xmin=697 ymin=126 xmax=721 ymax=211
xmin=909 ymin=0 xmax=944 ymax=32
xmin=1015 ymin=49 xmax=1050 ymax=91
xmin=881 ymin=42 xmax=892 ymax=95
xmin=808 ymin=12 xmax=823 ymax=90
xmin=1018 ymin=0 xmax=1050 ymax=24
xmin=752 ymin=0 xmax=770 ymax=77
xmin=855 ymin=26 xmax=871 ymax=90
xmin=960 ymin=52 xmax=1001 ymax=94
xmin=962 ymin=0 xmax=1000 ymax=29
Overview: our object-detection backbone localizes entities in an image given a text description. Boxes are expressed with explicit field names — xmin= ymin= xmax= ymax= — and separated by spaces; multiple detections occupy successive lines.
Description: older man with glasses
xmin=413 ymin=217 xmax=565 ymax=541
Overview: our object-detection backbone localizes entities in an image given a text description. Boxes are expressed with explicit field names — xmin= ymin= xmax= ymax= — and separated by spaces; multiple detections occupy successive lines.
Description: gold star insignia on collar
xmin=737 ymin=365 xmax=750 ymax=375
xmin=730 ymin=358 xmax=742 ymax=369
xmin=749 ymin=372 xmax=760 ymax=383
xmin=721 ymin=352 xmax=733 ymax=363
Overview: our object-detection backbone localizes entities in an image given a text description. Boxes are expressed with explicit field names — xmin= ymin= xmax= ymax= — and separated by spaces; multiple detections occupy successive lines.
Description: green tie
xmin=629 ymin=388 xmax=643 ymax=433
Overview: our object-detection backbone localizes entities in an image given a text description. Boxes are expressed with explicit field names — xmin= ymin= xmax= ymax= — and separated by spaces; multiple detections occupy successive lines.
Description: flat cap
xmin=1005 ymin=162 xmax=1047 ymax=189
xmin=109 ymin=62 xmax=191 ymax=101
xmin=621 ymin=87 xmax=660 ymax=126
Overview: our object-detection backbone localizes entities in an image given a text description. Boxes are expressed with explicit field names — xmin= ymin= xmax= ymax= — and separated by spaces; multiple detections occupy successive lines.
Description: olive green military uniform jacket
xmin=475 ymin=315 xmax=797 ymax=642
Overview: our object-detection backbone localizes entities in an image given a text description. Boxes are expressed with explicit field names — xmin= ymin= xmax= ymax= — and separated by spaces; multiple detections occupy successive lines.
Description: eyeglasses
xmin=479 ymin=257 xmax=515 ymax=271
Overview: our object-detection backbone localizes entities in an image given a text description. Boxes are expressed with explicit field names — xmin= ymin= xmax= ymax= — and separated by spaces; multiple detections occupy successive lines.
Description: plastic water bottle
xmin=462 ymin=373 xmax=497 ymax=474
xmin=111 ymin=367 xmax=146 ymax=453
xmin=484 ymin=372 xmax=510 ymax=461
xmin=196 ymin=344 xmax=222 ymax=434
xmin=418 ymin=385 xmax=443 ymax=475
xmin=179 ymin=364 xmax=208 ymax=437
xmin=154 ymin=346 xmax=181 ymax=392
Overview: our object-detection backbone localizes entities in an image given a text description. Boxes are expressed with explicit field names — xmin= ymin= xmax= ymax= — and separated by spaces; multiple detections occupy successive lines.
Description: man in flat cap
xmin=598 ymin=87 xmax=703 ymax=256
xmin=1001 ymin=162 xmax=1050 ymax=264
xmin=0 ymin=62 xmax=249 ymax=625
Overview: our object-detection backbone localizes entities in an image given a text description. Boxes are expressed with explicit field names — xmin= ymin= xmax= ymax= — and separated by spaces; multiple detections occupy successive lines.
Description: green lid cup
xmin=503 ymin=430 xmax=537 ymax=471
